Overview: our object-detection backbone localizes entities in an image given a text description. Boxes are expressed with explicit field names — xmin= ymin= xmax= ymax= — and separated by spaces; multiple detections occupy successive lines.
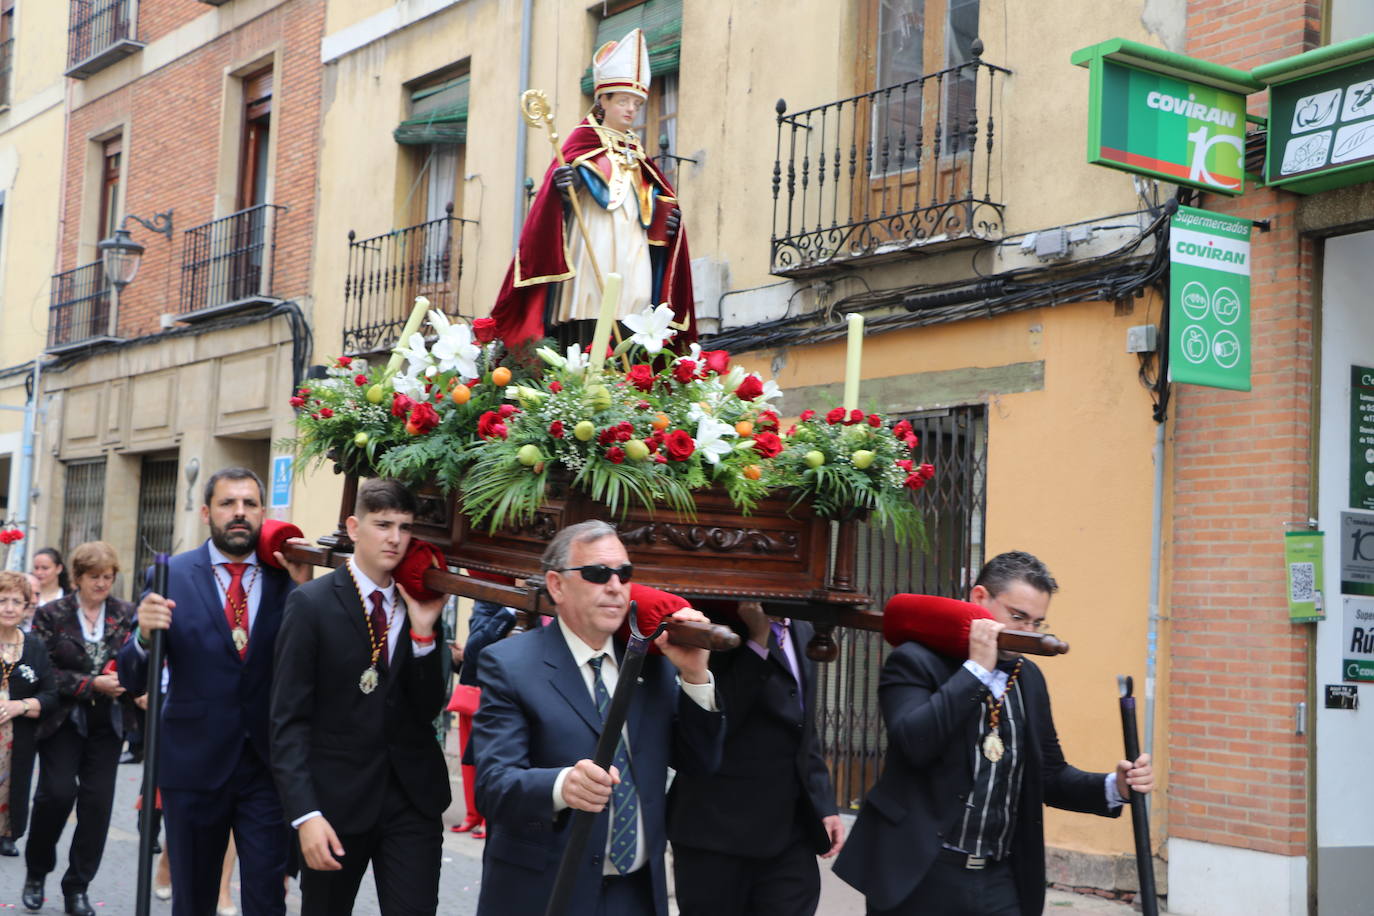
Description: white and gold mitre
xmin=593 ymin=28 xmax=651 ymax=100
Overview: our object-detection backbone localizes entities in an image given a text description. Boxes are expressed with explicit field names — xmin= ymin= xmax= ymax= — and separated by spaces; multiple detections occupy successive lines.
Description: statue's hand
xmin=553 ymin=165 xmax=580 ymax=199
xmin=666 ymin=207 xmax=681 ymax=239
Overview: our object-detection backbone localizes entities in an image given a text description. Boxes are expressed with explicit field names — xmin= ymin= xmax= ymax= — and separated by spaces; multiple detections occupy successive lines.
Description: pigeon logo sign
xmin=1169 ymin=206 xmax=1252 ymax=391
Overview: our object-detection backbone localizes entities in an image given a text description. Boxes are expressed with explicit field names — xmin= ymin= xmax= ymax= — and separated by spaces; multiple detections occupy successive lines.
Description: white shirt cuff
xmin=1105 ymin=771 xmax=1127 ymax=809
xmin=291 ymin=811 xmax=323 ymax=829
xmin=553 ymin=766 xmax=572 ymax=813
xmin=962 ymin=659 xmax=1010 ymax=699
xmin=412 ymin=640 xmax=436 ymax=657
xmin=677 ymin=670 xmax=718 ymax=712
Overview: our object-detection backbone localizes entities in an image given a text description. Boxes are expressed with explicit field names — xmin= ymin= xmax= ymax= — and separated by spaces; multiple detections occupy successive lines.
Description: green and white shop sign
xmin=1168 ymin=206 xmax=1252 ymax=391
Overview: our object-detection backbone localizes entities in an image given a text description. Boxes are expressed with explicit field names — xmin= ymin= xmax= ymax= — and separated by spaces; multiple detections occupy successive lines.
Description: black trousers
xmin=868 ymin=853 xmax=1020 ymax=916
xmin=596 ymin=867 xmax=653 ymax=916
xmin=25 ymin=704 xmax=122 ymax=894
xmin=162 ymin=742 xmax=288 ymax=916
xmin=673 ymin=835 xmax=821 ymax=916
xmin=298 ymin=771 xmax=442 ymax=916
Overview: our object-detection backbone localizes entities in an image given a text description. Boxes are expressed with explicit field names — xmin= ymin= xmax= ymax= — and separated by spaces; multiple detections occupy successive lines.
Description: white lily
xmin=391 ymin=369 xmax=427 ymax=399
xmin=428 ymin=310 xmax=481 ymax=379
xmin=694 ymin=416 xmax=737 ymax=465
xmin=394 ymin=332 xmax=433 ymax=376
xmin=622 ymin=303 xmax=678 ymax=355
xmin=722 ymin=365 xmax=747 ymax=390
xmin=563 ymin=343 xmax=591 ymax=372
xmin=535 ymin=346 xmax=565 ymax=368
xmin=759 ymin=379 xmax=784 ymax=402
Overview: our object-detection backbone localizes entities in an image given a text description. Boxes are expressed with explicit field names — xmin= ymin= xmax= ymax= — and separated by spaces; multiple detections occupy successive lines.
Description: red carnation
xmin=391 ymin=394 xmax=414 ymax=418
xmin=664 ymin=429 xmax=696 ymax=461
xmin=867 ymin=413 xmax=882 ymax=428
xmin=405 ymin=402 xmax=440 ymax=435
xmin=477 ymin=410 xmax=508 ymax=439
xmin=606 ymin=446 xmax=626 ymax=465
xmin=734 ymin=375 xmax=764 ymax=401
xmin=498 ymin=404 xmax=518 ymax=419
xmin=905 ymin=473 xmax=927 ymax=490
xmin=337 ymin=356 xmax=352 ymax=368
xmin=893 ymin=419 xmax=913 ymax=440
xmin=598 ymin=427 xmax=616 ymax=446
xmin=896 ymin=459 xmax=914 ymax=472
xmin=673 ymin=360 xmax=698 ymax=385
xmin=319 ymin=407 xmax=334 ymax=418
xmin=905 ymin=433 xmax=920 ymax=448
xmin=549 ymin=420 xmax=565 ymax=439
xmin=653 ymin=454 xmax=668 ymax=464
xmin=637 ymin=400 xmax=651 ymax=410
xmin=549 ymin=380 xmax=563 ymax=393
xmin=628 ymin=364 xmax=656 ymax=392
xmin=702 ymin=350 xmax=731 ymax=375
xmin=289 ymin=396 xmax=305 ymax=408
xmin=758 ymin=409 xmax=780 ymax=432
xmin=752 ymin=432 xmax=783 ymax=459
xmin=472 ymin=317 xmax=498 ymax=344
xmin=825 ymin=407 xmax=846 ymax=425
xmin=847 ymin=409 xmax=864 ymax=426
xmin=800 ymin=409 xmax=816 ymax=422
xmin=919 ymin=462 xmax=936 ymax=479
xmin=785 ymin=425 xmax=797 ymax=436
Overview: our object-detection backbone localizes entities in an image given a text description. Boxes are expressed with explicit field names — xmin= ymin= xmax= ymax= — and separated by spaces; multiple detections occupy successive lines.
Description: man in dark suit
xmin=472 ymin=519 xmax=725 ymax=916
xmin=833 ymin=551 xmax=1154 ymax=915
xmin=120 ymin=467 xmax=313 ymax=916
xmin=270 ymin=477 xmax=450 ymax=915
xmin=667 ymin=601 xmax=843 ymax=915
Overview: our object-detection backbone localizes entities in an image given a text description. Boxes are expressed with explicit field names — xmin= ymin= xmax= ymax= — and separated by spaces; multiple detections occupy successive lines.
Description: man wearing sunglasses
xmin=471 ymin=520 xmax=724 ymax=916
xmin=835 ymin=550 xmax=1154 ymax=916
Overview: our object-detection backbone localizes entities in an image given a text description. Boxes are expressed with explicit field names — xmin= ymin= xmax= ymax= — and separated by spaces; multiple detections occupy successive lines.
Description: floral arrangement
xmin=285 ymin=299 xmax=932 ymax=543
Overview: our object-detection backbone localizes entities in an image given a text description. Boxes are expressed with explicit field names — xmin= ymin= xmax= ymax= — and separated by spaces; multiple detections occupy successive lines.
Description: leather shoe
xmin=65 ymin=891 xmax=96 ymax=916
xmin=21 ymin=877 xmax=43 ymax=911
xmin=0 ymin=836 xmax=18 ymax=855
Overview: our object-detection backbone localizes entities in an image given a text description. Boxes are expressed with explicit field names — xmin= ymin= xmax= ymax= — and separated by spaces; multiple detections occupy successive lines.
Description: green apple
xmin=586 ymin=384 xmax=612 ymax=411
xmin=517 ymin=444 xmax=542 ymax=466
xmin=804 ymin=450 xmax=825 ymax=469
xmin=851 ymin=449 xmax=875 ymax=469
xmin=365 ymin=384 xmax=385 ymax=404
xmin=573 ymin=420 xmax=596 ymax=442
xmin=353 ymin=432 xmax=370 ymax=447
xmin=624 ymin=439 xmax=650 ymax=461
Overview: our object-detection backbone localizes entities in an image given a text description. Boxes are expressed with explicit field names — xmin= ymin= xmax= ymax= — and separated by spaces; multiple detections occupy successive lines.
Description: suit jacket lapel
xmin=190 ymin=544 xmax=239 ymax=662
xmin=544 ymin=624 xmax=602 ymax=736
xmin=331 ymin=565 xmax=371 ymax=654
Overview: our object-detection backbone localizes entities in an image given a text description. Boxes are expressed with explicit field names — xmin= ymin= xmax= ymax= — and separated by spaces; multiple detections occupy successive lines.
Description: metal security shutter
xmin=813 ymin=404 xmax=988 ymax=810
xmin=579 ymin=0 xmax=683 ymax=95
xmin=394 ymin=74 xmax=470 ymax=147
xmin=61 ymin=458 xmax=107 ymax=558
xmin=132 ymin=455 xmax=178 ymax=595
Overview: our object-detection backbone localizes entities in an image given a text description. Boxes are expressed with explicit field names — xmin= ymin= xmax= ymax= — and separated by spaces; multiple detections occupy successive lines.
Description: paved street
xmin=0 ymin=747 xmax=1150 ymax=915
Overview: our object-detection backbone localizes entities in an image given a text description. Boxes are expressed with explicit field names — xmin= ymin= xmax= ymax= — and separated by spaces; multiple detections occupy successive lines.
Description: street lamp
xmin=98 ymin=210 xmax=174 ymax=293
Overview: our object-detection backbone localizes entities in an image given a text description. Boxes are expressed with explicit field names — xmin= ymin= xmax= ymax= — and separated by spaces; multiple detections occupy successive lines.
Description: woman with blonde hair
xmin=24 ymin=541 xmax=135 ymax=916
xmin=0 ymin=570 xmax=58 ymax=857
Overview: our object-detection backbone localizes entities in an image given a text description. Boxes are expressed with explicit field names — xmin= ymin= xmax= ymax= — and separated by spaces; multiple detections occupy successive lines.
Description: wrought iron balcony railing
xmin=48 ymin=261 xmax=114 ymax=351
xmin=179 ymin=203 xmax=285 ymax=319
xmin=342 ymin=204 xmax=475 ymax=355
xmin=65 ymin=0 xmax=143 ymax=79
xmin=0 ymin=39 xmax=13 ymax=110
xmin=770 ymin=44 xmax=1010 ymax=277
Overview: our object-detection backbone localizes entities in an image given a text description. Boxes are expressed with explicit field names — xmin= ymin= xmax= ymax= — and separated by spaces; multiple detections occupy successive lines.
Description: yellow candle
xmin=587 ymin=273 xmax=622 ymax=375
xmin=843 ymin=312 xmax=864 ymax=411
xmin=386 ymin=296 xmax=431 ymax=376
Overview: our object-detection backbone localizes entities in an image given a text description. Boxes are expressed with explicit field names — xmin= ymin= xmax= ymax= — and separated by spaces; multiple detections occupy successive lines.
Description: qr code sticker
xmin=1289 ymin=562 xmax=1315 ymax=603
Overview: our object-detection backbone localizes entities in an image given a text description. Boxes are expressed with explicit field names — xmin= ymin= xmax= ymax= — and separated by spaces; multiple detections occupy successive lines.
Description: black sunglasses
xmin=558 ymin=564 xmax=634 ymax=584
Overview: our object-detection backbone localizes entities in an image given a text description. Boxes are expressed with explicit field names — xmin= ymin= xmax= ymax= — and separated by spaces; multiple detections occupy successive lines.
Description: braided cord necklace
xmin=982 ymin=658 xmax=1024 ymax=763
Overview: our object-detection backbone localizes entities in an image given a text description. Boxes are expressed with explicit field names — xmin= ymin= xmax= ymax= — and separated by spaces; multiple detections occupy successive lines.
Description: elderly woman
xmin=24 ymin=541 xmax=135 ymax=916
xmin=0 ymin=571 xmax=58 ymax=857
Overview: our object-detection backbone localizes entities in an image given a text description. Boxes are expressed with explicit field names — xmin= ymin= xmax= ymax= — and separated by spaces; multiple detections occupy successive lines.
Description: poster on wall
xmin=1340 ymin=511 xmax=1374 ymax=596
xmin=1285 ymin=530 xmax=1325 ymax=622
xmin=1343 ymin=597 xmax=1374 ymax=681
xmin=1350 ymin=365 xmax=1374 ymax=510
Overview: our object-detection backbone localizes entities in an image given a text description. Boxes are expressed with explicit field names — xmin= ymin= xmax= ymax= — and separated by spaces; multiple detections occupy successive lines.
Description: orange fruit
xmin=735 ymin=420 xmax=754 ymax=437
xmin=450 ymin=382 xmax=471 ymax=405
xmin=742 ymin=464 xmax=762 ymax=480
xmin=491 ymin=366 xmax=512 ymax=386
xmin=651 ymin=412 xmax=670 ymax=432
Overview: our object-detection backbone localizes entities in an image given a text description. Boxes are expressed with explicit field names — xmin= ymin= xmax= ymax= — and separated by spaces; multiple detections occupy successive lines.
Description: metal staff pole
xmin=1118 ymin=675 xmax=1159 ymax=916
xmin=544 ymin=603 xmax=662 ymax=916
xmin=135 ymin=554 xmax=170 ymax=916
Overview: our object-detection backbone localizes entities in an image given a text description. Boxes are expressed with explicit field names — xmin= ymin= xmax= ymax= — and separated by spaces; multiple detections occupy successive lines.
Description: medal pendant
xmin=232 ymin=627 xmax=249 ymax=653
xmin=359 ymin=666 xmax=379 ymax=695
xmin=982 ymin=730 xmax=1005 ymax=763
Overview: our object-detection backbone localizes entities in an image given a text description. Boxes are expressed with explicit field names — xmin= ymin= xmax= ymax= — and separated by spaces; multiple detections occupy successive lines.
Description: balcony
xmin=48 ymin=262 xmax=117 ymax=352
xmin=770 ymin=46 xmax=1010 ymax=277
xmin=197 ymin=1 xmax=232 ymax=5
xmin=0 ymin=39 xmax=13 ymax=110
xmin=178 ymin=204 xmax=285 ymax=321
xmin=342 ymin=204 xmax=475 ymax=355
xmin=66 ymin=0 xmax=143 ymax=80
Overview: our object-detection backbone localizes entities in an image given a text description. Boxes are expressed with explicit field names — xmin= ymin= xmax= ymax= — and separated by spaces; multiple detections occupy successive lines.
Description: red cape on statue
xmin=491 ymin=116 xmax=696 ymax=349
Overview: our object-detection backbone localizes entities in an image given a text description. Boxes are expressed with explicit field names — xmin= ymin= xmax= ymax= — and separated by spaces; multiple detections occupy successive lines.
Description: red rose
xmin=549 ymin=380 xmax=563 ymax=393
xmin=477 ymin=410 xmax=508 ymax=439
xmin=799 ymin=409 xmax=816 ymax=422
xmin=867 ymin=413 xmax=882 ymax=428
xmin=391 ymin=394 xmax=414 ymax=418
xmin=472 ymin=317 xmax=498 ymax=344
xmin=645 ymin=433 xmax=664 ymax=451
xmin=319 ymin=407 xmax=334 ymax=418
xmin=665 ymin=429 xmax=696 ymax=461
xmin=606 ymin=447 xmax=626 ymax=464
xmin=628 ymin=364 xmax=656 ymax=392
xmin=825 ymin=407 xmax=846 ymax=425
xmin=752 ymin=432 xmax=783 ymax=459
xmin=549 ymin=420 xmax=565 ymax=439
xmin=905 ymin=473 xmax=927 ymax=490
xmin=337 ymin=356 xmax=352 ymax=368
xmin=893 ymin=420 xmax=913 ymax=440
xmin=499 ymin=404 xmax=518 ymax=419
xmin=919 ymin=462 xmax=936 ymax=479
xmin=758 ymin=409 xmax=780 ymax=432
xmin=702 ymin=350 xmax=731 ymax=375
xmin=847 ymin=409 xmax=864 ymax=426
xmin=895 ymin=459 xmax=914 ymax=472
xmin=405 ymin=402 xmax=440 ymax=435
xmin=673 ymin=360 xmax=697 ymax=385
xmin=905 ymin=433 xmax=920 ymax=449
xmin=734 ymin=375 xmax=764 ymax=401
xmin=353 ymin=374 xmax=368 ymax=386
xmin=289 ymin=396 xmax=305 ymax=408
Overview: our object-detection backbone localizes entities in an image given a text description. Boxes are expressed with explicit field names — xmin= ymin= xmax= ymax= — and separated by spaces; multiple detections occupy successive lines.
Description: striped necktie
xmin=588 ymin=655 xmax=639 ymax=874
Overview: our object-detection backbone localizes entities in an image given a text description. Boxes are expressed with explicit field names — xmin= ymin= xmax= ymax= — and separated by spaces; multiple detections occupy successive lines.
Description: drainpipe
xmin=513 ymin=0 xmax=533 ymax=246
xmin=7 ymin=358 xmax=42 ymax=572
xmin=1143 ymin=412 xmax=1164 ymax=775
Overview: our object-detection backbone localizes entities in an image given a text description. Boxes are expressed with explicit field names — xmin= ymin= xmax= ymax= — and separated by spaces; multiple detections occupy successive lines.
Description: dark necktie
xmin=369 ymin=590 xmax=390 ymax=671
xmin=588 ymin=655 xmax=639 ymax=874
xmin=223 ymin=563 xmax=249 ymax=659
